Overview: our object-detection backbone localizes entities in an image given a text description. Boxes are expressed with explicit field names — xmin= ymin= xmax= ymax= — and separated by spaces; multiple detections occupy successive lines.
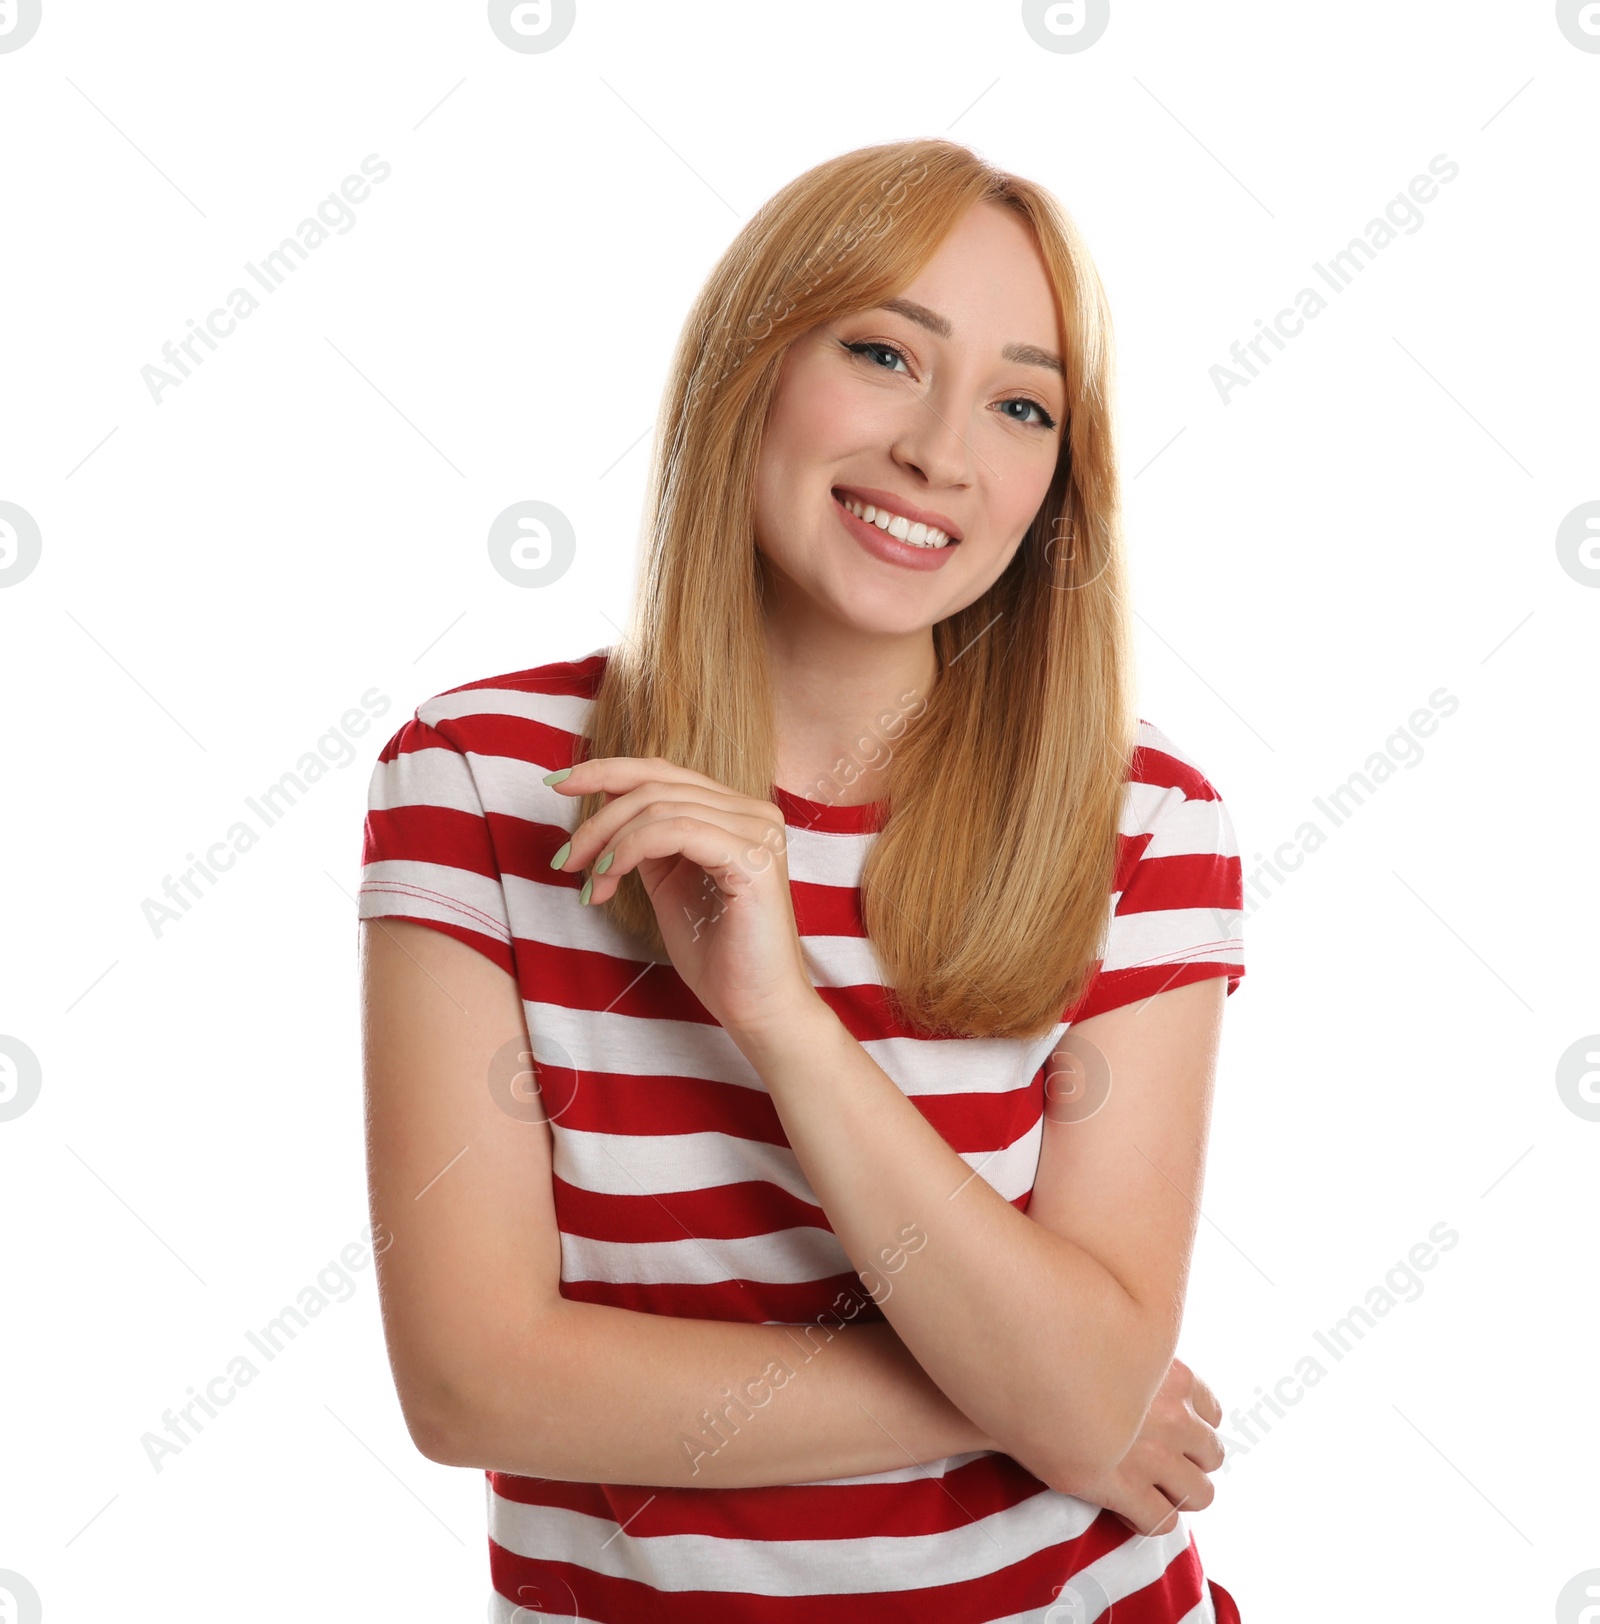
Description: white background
xmin=1 ymin=2 xmax=1596 ymax=1619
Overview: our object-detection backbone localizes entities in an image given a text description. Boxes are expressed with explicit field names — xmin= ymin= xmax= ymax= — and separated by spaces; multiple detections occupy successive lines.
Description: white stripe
xmin=484 ymin=1502 xmax=1203 ymax=1621
xmin=554 ymin=1124 xmax=805 ymax=1199
xmin=502 ymin=888 xmax=892 ymax=995
xmin=358 ymin=861 xmax=511 ymax=944
xmin=787 ymin=1446 xmax=997 ymax=1488
xmin=976 ymin=1518 xmax=1204 ymax=1622
xmin=526 ymin=1000 xmax=758 ymax=1088
xmin=504 ymin=873 xmax=666 ymax=958
xmin=549 ymin=1111 xmax=1043 ymax=1207
xmin=525 ymin=998 xmax=1063 ymax=1100
xmin=487 ymin=1480 xmax=1119 ymax=1599
xmin=366 ymin=744 xmax=483 ymax=814
xmin=866 ymin=1030 xmax=1061 ymax=1097
xmin=783 ymin=821 xmax=872 ymax=887
xmin=798 ymin=930 xmax=883 ymax=988
xmin=559 ymin=1224 xmax=852 ymax=1287
xmin=1121 ymin=781 xmax=1238 ymax=858
xmin=470 ymin=746 xmax=584 ymax=827
xmin=422 ymin=679 xmax=597 ymax=735
xmin=1102 ymin=906 xmax=1244 ymax=975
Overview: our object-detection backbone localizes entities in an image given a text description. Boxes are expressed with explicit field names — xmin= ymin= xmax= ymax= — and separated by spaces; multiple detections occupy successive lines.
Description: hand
xmin=548 ymin=756 xmax=818 ymax=1039
xmin=1071 ymin=1356 xmax=1226 ymax=1537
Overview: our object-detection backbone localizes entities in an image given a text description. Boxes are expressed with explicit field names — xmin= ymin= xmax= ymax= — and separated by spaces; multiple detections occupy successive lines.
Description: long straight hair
xmin=578 ymin=138 xmax=1137 ymax=1040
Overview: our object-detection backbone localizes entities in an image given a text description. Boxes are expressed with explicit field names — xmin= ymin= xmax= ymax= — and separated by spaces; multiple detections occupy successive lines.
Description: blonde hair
xmin=579 ymin=137 xmax=1137 ymax=1040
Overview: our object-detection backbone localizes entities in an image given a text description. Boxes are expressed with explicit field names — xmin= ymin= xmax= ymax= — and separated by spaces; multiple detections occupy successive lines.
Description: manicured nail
xmin=578 ymin=876 xmax=593 ymax=906
xmin=594 ymin=850 xmax=614 ymax=876
xmin=543 ymin=767 xmax=573 ymax=785
xmin=549 ymin=840 xmax=571 ymax=870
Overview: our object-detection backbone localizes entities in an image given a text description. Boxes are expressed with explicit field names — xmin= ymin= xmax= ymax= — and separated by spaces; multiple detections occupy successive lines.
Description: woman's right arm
xmin=360 ymin=917 xmax=997 ymax=1490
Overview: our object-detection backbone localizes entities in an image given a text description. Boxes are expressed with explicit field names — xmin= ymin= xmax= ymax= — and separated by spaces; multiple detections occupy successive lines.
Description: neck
xmin=762 ymin=605 xmax=938 ymax=807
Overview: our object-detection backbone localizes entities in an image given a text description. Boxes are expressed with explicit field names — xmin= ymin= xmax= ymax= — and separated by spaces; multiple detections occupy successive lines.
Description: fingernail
xmin=594 ymin=850 xmax=614 ymax=876
xmin=578 ymin=876 xmax=593 ymax=906
xmin=543 ymin=767 xmax=573 ymax=785
xmin=549 ymin=840 xmax=571 ymax=870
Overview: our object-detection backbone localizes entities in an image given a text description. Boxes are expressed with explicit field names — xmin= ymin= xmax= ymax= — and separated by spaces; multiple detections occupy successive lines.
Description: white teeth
xmin=839 ymin=495 xmax=953 ymax=548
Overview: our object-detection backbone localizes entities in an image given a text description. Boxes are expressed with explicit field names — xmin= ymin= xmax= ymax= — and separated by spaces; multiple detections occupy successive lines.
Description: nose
xmin=887 ymin=387 xmax=976 ymax=492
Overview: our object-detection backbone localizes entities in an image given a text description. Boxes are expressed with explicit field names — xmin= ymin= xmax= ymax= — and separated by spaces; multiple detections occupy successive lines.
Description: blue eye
xmin=1001 ymin=397 xmax=1057 ymax=431
xmin=843 ymin=339 xmax=910 ymax=374
xmin=840 ymin=339 xmax=1058 ymax=431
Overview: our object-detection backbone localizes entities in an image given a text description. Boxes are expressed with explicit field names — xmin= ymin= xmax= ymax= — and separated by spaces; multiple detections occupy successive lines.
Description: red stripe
xmin=1067 ymin=960 xmax=1243 ymax=1023
xmin=1106 ymin=1531 xmax=1214 ymax=1622
xmin=557 ymin=1274 xmax=889 ymax=1325
xmin=490 ymin=1448 xmax=1050 ymax=1535
xmin=541 ymin=1069 xmax=790 ymax=1146
xmin=535 ymin=1057 xmax=1043 ymax=1153
xmin=434 ymin=650 xmax=608 ymax=702
xmin=771 ymin=782 xmax=887 ymax=834
xmin=358 ymin=912 xmax=515 ymax=979
xmin=1130 ymin=737 xmax=1223 ymax=803
xmin=554 ymin=1164 xmax=1032 ymax=1254
xmin=553 ymin=1171 xmax=827 ymax=1242
xmin=1211 ymin=1576 xmax=1244 ymax=1622
xmin=362 ymin=800 xmax=500 ymax=883
xmin=789 ymin=876 xmax=871 ymax=936
xmin=1117 ymin=849 xmax=1243 ymax=915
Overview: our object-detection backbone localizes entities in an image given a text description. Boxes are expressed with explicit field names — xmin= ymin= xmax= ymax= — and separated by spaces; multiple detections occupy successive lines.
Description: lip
xmin=832 ymin=490 xmax=961 ymax=572
xmin=830 ymin=484 xmax=963 ymax=544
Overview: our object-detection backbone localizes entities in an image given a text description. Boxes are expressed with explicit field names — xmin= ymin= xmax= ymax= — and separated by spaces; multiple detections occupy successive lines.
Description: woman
xmin=359 ymin=137 xmax=1246 ymax=1621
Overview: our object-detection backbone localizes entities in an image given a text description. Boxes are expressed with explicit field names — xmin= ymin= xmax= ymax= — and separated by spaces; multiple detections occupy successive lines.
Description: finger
xmin=1151 ymin=1458 xmax=1216 ymax=1518
xmin=554 ymin=778 xmax=774 ymax=872
xmin=1185 ymin=1421 xmax=1226 ymax=1474
xmin=581 ymin=807 xmax=788 ymax=905
xmin=1188 ymin=1372 xmax=1224 ymax=1427
xmin=1109 ymin=1485 xmax=1186 ymax=1539
xmin=545 ymin=755 xmax=733 ymax=803
xmin=1169 ymin=1391 xmax=1225 ymax=1472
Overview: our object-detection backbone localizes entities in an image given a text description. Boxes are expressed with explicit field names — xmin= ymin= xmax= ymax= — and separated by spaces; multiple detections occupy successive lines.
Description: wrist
xmin=727 ymin=986 xmax=837 ymax=1071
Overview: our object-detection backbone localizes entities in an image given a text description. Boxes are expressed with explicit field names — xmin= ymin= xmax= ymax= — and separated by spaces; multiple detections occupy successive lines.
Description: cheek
xmin=998 ymin=456 xmax=1061 ymax=533
xmin=770 ymin=366 xmax=870 ymax=459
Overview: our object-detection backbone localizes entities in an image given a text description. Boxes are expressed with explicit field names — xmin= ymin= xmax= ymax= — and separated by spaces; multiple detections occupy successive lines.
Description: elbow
xmin=399 ymin=1304 xmax=575 ymax=1471
xmin=408 ymin=1406 xmax=464 ymax=1467
xmin=1037 ymin=1433 xmax=1124 ymax=1503
xmin=1032 ymin=1406 xmax=1145 ymax=1502
xmin=1037 ymin=1305 xmax=1178 ymax=1501
xmin=394 ymin=1367 xmax=481 ymax=1468
xmin=991 ymin=1401 xmax=1124 ymax=1503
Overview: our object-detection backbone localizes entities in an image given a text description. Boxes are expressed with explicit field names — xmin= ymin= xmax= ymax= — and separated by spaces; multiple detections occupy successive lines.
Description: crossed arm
xmin=725 ymin=973 xmax=1226 ymax=1495
xmin=361 ymin=917 xmax=1225 ymax=1497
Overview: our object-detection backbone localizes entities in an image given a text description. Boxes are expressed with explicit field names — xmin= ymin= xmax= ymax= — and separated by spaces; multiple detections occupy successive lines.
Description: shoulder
xmin=413 ymin=646 xmax=611 ymax=745
xmin=1061 ymin=718 xmax=1245 ymax=1020
xmin=1126 ymin=718 xmax=1229 ymax=808
xmin=1112 ymin=718 xmax=1242 ymax=898
xmin=374 ymin=646 xmax=612 ymax=763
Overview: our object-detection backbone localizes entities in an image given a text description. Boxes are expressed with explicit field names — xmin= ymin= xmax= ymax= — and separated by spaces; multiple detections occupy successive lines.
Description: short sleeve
xmin=357 ymin=713 xmax=517 ymax=978
xmin=1065 ymin=739 xmax=1246 ymax=1025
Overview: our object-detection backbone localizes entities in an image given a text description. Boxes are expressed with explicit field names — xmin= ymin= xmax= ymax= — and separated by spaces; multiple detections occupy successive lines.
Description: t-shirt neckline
xmin=770 ymin=783 xmax=888 ymax=834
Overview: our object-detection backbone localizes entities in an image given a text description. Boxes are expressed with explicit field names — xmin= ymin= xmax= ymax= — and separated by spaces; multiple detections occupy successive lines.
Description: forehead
xmin=892 ymin=201 xmax=1063 ymax=357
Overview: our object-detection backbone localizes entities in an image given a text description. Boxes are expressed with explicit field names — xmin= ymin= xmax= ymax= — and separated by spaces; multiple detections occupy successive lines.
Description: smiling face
xmin=752 ymin=199 xmax=1068 ymax=642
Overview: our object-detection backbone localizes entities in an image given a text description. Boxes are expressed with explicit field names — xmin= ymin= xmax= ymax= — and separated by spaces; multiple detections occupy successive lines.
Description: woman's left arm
xmin=732 ymin=975 xmax=1227 ymax=1502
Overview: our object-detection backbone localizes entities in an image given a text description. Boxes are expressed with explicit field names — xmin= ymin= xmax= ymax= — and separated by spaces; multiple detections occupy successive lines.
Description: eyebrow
xmin=876 ymin=295 xmax=1065 ymax=377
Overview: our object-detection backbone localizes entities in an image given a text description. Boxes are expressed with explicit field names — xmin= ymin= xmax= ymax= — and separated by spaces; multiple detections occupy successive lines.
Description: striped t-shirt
xmin=358 ymin=647 xmax=1247 ymax=1623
